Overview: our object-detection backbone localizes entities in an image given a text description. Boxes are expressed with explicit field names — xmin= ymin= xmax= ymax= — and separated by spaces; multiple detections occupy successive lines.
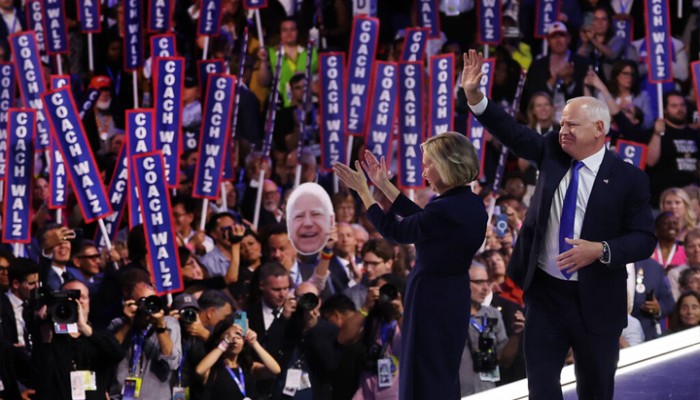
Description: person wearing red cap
xmin=520 ymin=21 xmax=591 ymax=120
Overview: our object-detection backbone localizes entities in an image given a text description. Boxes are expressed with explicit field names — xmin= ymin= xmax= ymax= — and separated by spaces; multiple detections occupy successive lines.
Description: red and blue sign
xmin=197 ymin=59 xmax=224 ymax=94
xmin=612 ymin=16 xmax=633 ymax=49
xmin=0 ymin=63 xmax=15 ymax=179
xmin=132 ymin=151 xmax=184 ymax=295
xmin=417 ymin=0 xmax=440 ymax=38
xmin=194 ymin=74 xmax=236 ymax=200
xmin=43 ymin=0 xmax=69 ymax=54
xmin=198 ymin=0 xmax=223 ymax=36
xmin=346 ymin=16 xmax=379 ymax=136
xmin=319 ymin=52 xmax=346 ymax=172
xmin=401 ymin=27 xmax=428 ymax=61
xmin=77 ymin=0 xmax=100 ymax=33
xmin=398 ymin=62 xmax=424 ymax=189
xmin=10 ymin=32 xmax=50 ymax=151
xmin=466 ymin=58 xmax=495 ymax=178
xmin=243 ymin=0 xmax=268 ymax=9
xmin=615 ymin=139 xmax=648 ymax=170
xmin=429 ymin=54 xmax=454 ymax=137
xmin=535 ymin=0 xmax=560 ymax=38
xmin=154 ymin=57 xmax=184 ymax=188
xmin=42 ymin=87 xmax=111 ymax=222
xmin=123 ymin=0 xmax=144 ymax=71
xmin=364 ymin=62 xmax=397 ymax=164
xmin=48 ymin=75 xmax=68 ymax=210
xmin=477 ymin=0 xmax=502 ymax=45
xmin=148 ymin=0 xmax=172 ymax=33
xmin=96 ymin=146 xmax=128 ymax=248
xmin=644 ymin=0 xmax=673 ymax=83
xmin=126 ymin=109 xmax=156 ymax=228
xmin=25 ymin=1 xmax=48 ymax=62
xmin=150 ymin=33 xmax=176 ymax=59
xmin=2 ymin=109 xmax=35 ymax=244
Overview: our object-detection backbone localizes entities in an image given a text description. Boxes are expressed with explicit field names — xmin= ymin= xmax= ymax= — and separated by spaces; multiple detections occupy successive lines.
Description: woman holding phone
xmin=333 ymin=135 xmax=488 ymax=400
xmin=196 ymin=317 xmax=281 ymax=399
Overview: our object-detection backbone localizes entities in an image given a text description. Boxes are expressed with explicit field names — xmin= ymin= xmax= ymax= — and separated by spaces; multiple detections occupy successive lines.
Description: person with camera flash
xmin=30 ymin=279 xmax=125 ymax=399
xmin=459 ymin=264 xmax=523 ymax=396
xmin=109 ymin=281 xmax=182 ymax=399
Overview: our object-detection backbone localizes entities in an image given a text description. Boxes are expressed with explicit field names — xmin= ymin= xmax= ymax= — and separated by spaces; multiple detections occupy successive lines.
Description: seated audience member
xmin=629 ymin=259 xmax=675 ymax=341
xmin=196 ymin=317 xmax=281 ymax=399
xmin=668 ymin=228 xmax=700 ymax=300
xmin=460 ymin=265 xmax=523 ymax=396
xmin=667 ymin=292 xmax=700 ymax=334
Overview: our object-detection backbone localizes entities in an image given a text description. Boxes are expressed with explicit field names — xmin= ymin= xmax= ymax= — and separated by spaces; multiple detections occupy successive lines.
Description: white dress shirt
xmin=469 ymin=96 xmax=606 ymax=281
xmin=261 ymin=300 xmax=279 ymax=331
xmin=6 ymin=291 xmax=26 ymax=346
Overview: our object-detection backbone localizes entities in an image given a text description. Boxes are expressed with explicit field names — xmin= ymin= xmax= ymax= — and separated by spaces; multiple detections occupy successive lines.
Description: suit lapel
xmin=580 ymin=150 xmax=616 ymax=238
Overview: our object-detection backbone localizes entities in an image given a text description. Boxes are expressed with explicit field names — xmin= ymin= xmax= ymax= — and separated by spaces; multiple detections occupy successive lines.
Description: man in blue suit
xmin=462 ymin=50 xmax=656 ymax=400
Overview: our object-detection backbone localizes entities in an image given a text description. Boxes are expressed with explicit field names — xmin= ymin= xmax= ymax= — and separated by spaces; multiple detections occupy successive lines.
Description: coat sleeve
xmin=475 ymin=101 xmax=546 ymax=165
xmin=366 ymin=199 xmax=455 ymax=245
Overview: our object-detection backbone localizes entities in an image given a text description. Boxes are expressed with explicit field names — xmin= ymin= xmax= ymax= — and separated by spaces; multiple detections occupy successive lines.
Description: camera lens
xmin=297 ymin=292 xmax=319 ymax=311
xmin=180 ymin=308 xmax=198 ymax=324
xmin=50 ymin=300 xmax=78 ymax=324
xmin=139 ymin=295 xmax=163 ymax=315
xmin=379 ymin=284 xmax=398 ymax=303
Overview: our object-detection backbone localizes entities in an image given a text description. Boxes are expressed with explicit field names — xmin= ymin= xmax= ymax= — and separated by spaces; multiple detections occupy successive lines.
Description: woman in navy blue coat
xmin=334 ymin=133 xmax=487 ymax=400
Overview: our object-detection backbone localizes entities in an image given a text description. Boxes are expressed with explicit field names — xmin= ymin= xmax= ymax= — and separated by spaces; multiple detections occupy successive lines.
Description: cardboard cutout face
xmin=286 ymin=183 xmax=334 ymax=255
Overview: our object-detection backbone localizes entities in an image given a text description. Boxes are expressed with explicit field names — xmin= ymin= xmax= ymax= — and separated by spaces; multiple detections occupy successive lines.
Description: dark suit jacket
xmin=40 ymin=262 xmax=79 ymax=292
xmin=246 ymin=300 xmax=289 ymax=397
xmin=0 ymin=292 xmax=18 ymax=345
xmin=631 ymin=259 xmax=676 ymax=340
xmin=475 ymin=100 xmax=656 ymax=334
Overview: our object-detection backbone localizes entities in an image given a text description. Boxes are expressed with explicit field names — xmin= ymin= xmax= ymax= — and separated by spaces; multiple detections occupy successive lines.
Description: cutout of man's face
xmin=287 ymin=184 xmax=334 ymax=255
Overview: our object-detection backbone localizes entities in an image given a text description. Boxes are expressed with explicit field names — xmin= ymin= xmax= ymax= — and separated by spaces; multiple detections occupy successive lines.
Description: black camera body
xmin=41 ymin=289 xmax=81 ymax=325
xmin=138 ymin=295 xmax=163 ymax=315
xmin=472 ymin=317 xmax=499 ymax=373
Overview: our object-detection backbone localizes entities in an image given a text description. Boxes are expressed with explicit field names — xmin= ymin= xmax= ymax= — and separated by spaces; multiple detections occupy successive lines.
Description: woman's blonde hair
xmin=421 ymin=132 xmax=479 ymax=187
xmin=660 ymin=187 xmax=698 ymax=233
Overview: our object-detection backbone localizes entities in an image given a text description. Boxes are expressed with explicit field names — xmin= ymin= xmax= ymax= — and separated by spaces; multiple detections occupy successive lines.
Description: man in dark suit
xmin=37 ymin=224 xmax=79 ymax=291
xmin=463 ymin=50 xmax=656 ymax=400
xmin=246 ymin=261 xmax=292 ymax=397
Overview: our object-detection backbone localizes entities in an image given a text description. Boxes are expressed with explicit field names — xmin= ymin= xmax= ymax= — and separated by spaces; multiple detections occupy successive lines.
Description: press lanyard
xmin=380 ymin=321 xmax=397 ymax=348
xmin=177 ymin=346 xmax=189 ymax=386
xmin=226 ymin=366 xmax=246 ymax=397
xmin=470 ymin=315 xmax=486 ymax=333
xmin=655 ymin=243 xmax=677 ymax=269
xmin=130 ymin=329 xmax=149 ymax=376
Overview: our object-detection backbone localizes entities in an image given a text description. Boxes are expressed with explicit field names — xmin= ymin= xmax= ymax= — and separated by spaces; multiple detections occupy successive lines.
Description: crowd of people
xmin=0 ymin=0 xmax=699 ymax=399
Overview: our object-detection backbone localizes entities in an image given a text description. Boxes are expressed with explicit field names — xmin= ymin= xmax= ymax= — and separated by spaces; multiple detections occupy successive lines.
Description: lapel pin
xmin=603 ymin=179 xmax=609 ymax=184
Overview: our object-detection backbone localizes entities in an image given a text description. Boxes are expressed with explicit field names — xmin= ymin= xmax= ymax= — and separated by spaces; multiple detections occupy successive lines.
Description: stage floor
xmin=564 ymin=343 xmax=700 ymax=400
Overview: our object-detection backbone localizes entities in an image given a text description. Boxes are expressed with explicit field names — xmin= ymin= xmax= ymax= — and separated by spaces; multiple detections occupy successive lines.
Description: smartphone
xmin=233 ymin=311 xmax=248 ymax=336
xmin=645 ymin=290 xmax=655 ymax=301
xmin=495 ymin=214 xmax=509 ymax=238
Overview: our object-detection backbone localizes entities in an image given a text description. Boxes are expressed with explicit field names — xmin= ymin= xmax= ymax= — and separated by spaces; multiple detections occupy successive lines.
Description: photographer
xmin=276 ymin=282 xmax=339 ymax=399
xmin=337 ymin=274 xmax=405 ymax=399
xmin=459 ymin=265 xmax=521 ymax=396
xmin=30 ymin=280 xmax=125 ymax=400
xmin=200 ymin=212 xmax=245 ymax=278
xmin=169 ymin=293 xmax=208 ymax=400
xmin=109 ymin=282 xmax=182 ymax=399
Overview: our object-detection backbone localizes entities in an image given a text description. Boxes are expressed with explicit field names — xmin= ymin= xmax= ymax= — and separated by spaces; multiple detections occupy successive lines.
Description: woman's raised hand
xmin=360 ymin=150 xmax=390 ymax=188
xmin=333 ymin=160 xmax=370 ymax=196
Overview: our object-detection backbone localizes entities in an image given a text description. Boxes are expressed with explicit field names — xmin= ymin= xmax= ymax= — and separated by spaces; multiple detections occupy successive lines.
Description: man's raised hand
xmin=461 ymin=49 xmax=486 ymax=104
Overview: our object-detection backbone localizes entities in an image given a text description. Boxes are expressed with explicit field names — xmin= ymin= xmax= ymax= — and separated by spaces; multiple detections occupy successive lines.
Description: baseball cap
xmin=547 ymin=21 xmax=568 ymax=36
xmin=172 ymin=293 xmax=200 ymax=311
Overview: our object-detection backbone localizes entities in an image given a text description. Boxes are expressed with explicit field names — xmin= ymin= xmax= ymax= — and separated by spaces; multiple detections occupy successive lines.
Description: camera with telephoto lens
xmin=472 ymin=317 xmax=499 ymax=373
xmin=179 ymin=307 xmax=198 ymax=324
xmin=297 ymin=292 xmax=320 ymax=312
xmin=138 ymin=295 xmax=163 ymax=315
xmin=42 ymin=289 xmax=81 ymax=324
xmin=378 ymin=284 xmax=398 ymax=304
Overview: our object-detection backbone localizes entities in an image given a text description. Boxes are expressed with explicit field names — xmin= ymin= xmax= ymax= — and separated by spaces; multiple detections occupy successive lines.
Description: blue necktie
xmin=559 ymin=161 xmax=584 ymax=279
